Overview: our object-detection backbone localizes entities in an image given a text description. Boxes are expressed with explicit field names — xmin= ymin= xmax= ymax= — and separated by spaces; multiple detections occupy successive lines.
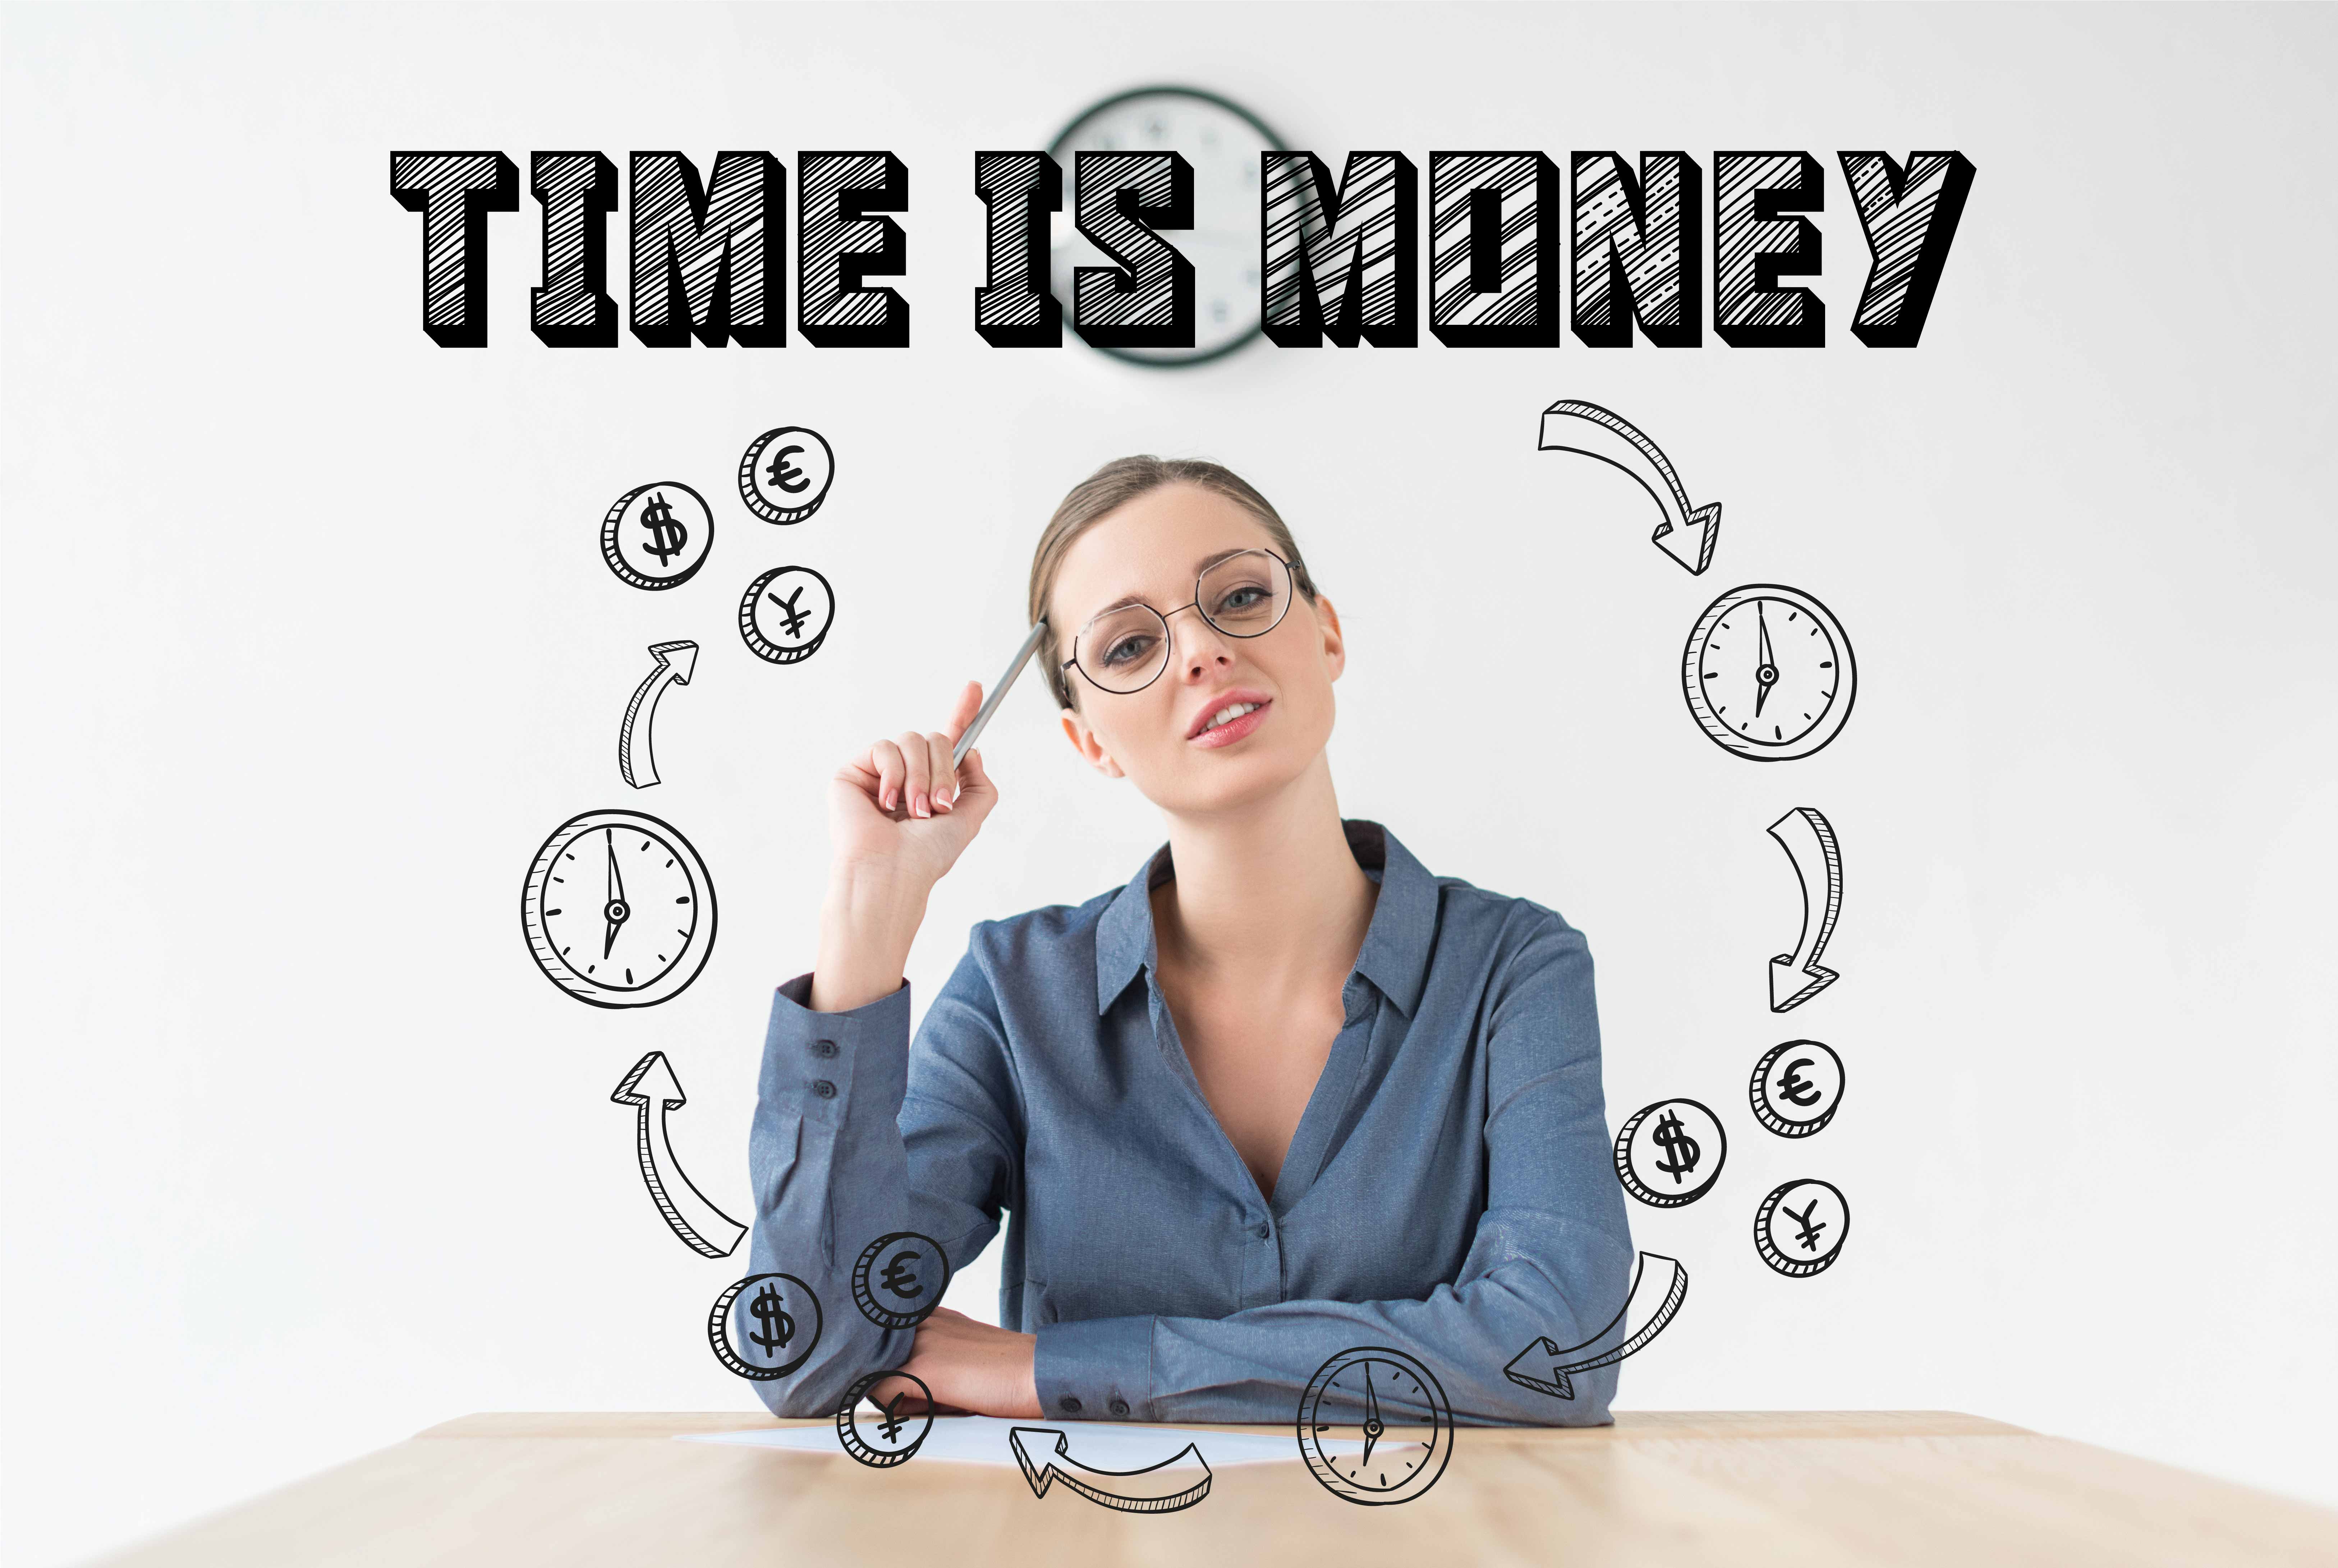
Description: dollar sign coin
xmin=739 ymin=426 xmax=835 ymax=524
xmin=708 ymin=1272 xmax=823 ymax=1380
xmin=835 ymin=1370 xmax=935 ymax=1468
xmin=1754 ymin=1178 xmax=1850 ymax=1277
xmin=738 ymin=565 xmax=836 ymax=665
xmin=1614 ymin=1098 xmax=1727 ymax=1208
xmin=601 ymin=481 xmax=714 ymax=590
xmin=1750 ymin=1040 xmax=1845 ymax=1138
xmin=852 ymin=1230 xmax=950 ymax=1328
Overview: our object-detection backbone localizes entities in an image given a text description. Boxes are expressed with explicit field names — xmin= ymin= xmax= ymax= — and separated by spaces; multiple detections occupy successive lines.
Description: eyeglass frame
xmin=1055 ymin=547 xmax=1298 ymax=697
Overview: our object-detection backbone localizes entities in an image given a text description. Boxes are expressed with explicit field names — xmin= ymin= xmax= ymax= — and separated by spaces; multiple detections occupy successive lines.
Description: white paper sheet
xmin=682 ymin=1414 xmax=1368 ymax=1470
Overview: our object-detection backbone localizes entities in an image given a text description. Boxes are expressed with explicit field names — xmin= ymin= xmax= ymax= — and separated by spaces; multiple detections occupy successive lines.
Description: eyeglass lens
xmin=1078 ymin=551 xmax=1292 ymax=693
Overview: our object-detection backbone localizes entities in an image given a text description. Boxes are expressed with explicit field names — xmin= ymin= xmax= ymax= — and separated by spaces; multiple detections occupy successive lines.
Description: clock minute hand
xmin=1359 ymin=1362 xmax=1382 ymax=1467
xmin=603 ymin=833 xmax=630 ymax=958
xmin=1754 ymin=603 xmax=1779 ymax=717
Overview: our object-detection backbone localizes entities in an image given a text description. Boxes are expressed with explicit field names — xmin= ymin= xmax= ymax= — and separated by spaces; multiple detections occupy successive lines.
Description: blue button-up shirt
xmin=745 ymin=818 xmax=1634 ymax=1425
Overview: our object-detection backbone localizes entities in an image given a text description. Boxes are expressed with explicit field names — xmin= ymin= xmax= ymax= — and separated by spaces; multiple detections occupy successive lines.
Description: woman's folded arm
xmin=742 ymin=944 xmax=1020 ymax=1416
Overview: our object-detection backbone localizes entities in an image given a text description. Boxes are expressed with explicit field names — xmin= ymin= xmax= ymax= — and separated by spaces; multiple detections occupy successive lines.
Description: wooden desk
xmin=96 ymin=1411 xmax=2338 ymax=1567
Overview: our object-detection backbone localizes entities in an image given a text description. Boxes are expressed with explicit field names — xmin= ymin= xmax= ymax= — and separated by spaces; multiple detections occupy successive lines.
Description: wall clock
xmin=1047 ymin=85 xmax=1284 ymax=367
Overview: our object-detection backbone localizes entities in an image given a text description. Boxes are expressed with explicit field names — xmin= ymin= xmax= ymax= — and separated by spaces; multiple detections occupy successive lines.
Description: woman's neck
xmin=1150 ymin=762 xmax=1378 ymax=989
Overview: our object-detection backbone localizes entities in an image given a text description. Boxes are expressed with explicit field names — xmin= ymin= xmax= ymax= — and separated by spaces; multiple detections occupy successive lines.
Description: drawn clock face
xmin=1297 ymin=1347 xmax=1454 ymax=1505
xmin=519 ymin=809 xmax=716 ymax=1007
xmin=1047 ymin=85 xmax=1284 ymax=366
xmin=1682 ymin=584 xmax=1858 ymax=761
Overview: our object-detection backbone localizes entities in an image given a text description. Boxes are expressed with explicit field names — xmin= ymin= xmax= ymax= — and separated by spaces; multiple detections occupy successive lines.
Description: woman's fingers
xmin=868 ymin=739 xmax=906 ymax=814
xmin=928 ymin=732 xmax=961 ymax=810
xmin=934 ymin=683 xmax=982 ymax=811
xmin=895 ymin=730 xmax=937 ymax=817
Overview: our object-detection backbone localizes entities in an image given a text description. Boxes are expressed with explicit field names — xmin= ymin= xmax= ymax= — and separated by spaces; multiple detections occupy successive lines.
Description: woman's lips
xmin=1189 ymin=700 xmax=1269 ymax=748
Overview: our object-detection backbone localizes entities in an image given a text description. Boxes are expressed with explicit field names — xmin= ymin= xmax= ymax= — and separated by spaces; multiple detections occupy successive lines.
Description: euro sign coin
xmin=708 ymin=1272 xmax=822 ymax=1380
xmin=853 ymin=1230 xmax=950 ymax=1328
xmin=601 ymin=481 xmax=713 ymax=590
xmin=1614 ymin=1098 xmax=1727 ymax=1208
xmin=1750 ymin=1040 xmax=1845 ymax=1138
xmin=738 ymin=565 xmax=835 ymax=665
xmin=1754 ymin=1178 xmax=1850 ymax=1277
xmin=739 ymin=425 xmax=835 ymax=524
xmin=836 ymin=1370 xmax=934 ymax=1468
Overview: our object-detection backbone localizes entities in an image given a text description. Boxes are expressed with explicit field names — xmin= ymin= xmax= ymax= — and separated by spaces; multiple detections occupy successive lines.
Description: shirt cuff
xmin=1034 ymin=1314 xmax=1156 ymax=1421
xmin=761 ymin=971 xmax=911 ymax=1127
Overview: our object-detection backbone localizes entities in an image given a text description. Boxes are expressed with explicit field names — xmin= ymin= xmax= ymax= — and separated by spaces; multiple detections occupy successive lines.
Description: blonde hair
xmin=1026 ymin=455 xmax=1320 ymax=711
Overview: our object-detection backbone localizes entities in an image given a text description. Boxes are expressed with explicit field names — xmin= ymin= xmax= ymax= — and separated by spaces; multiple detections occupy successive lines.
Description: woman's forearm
xmin=810 ymin=866 xmax=931 ymax=1012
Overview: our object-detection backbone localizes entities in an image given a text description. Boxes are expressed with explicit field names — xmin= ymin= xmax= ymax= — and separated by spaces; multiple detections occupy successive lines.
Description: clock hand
xmin=603 ymin=831 xmax=631 ymax=958
xmin=1359 ymin=1362 xmax=1382 ymax=1467
xmin=1754 ymin=603 xmax=1779 ymax=717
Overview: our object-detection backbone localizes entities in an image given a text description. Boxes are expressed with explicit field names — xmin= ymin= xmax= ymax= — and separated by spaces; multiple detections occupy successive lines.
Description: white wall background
xmin=5 ymin=4 xmax=2335 ymax=1563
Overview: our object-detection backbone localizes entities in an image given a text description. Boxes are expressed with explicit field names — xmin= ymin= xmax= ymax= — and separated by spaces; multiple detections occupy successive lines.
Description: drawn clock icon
xmin=1296 ymin=1347 xmax=1454 ymax=1505
xmin=519 ymin=809 xmax=717 ymax=1007
xmin=1681 ymin=583 xmax=1858 ymax=761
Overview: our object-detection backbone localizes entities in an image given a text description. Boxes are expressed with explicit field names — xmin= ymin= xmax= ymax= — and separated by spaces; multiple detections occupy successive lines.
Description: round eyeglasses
xmin=1059 ymin=548 xmax=1296 ymax=695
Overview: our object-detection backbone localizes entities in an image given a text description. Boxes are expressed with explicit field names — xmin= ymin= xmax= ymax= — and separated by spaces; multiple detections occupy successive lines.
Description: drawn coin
xmin=1613 ymin=1098 xmax=1727 ymax=1208
xmin=836 ymin=1370 xmax=935 ymax=1467
xmin=708 ymin=1272 xmax=823 ymax=1380
xmin=1296 ymin=1347 xmax=1453 ymax=1506
xmin=601 ymin=481 xmax=714 ymax=590
xmin=519 ymin=809 xmax=716 ymax=1008
xmin=1754 ymin=1179 xmax=1849 ymax=1278
xmin=852 ymin=1231 xmax=951 ymax=1329
xmin=1681 ymin=583 xmax=1856 ymax=761
xmin=738 ymin=565 xmax=835 ymax=664
xmin=1750 ymin=1041 xmax=1845 ymax=1138
xmin=739 ymin=426 xmax=835 ymax=524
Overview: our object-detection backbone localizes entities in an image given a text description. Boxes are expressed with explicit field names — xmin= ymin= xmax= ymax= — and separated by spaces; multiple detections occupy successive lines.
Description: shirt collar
xmin=1094 ymin=818 xmax=1437 ymax=1019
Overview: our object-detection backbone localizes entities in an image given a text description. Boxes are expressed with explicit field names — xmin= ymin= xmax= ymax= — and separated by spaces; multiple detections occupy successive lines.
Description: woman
xmin=743 ymin=456 xmax=1633 ymax=1426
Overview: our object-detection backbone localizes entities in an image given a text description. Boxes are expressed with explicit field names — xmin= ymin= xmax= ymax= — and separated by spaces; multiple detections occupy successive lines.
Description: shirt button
xmin=812 ymin=1080 xmax=836 ymax=1099
xmin=1254 ymin=1222 xmax=1272 ymax=1240
xmin=1059 ymin=1396 xmax=1083 ymax=1414
xmin=1108 ymin=1398 xmax=1130 ymax=1416
xmin=812 ymin=1039 xmax=838 ymax=1058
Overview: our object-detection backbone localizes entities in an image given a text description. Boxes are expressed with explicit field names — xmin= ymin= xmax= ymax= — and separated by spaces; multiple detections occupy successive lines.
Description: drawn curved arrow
xmin=1007 ymin=1427 xmax=1212 ymax=1513
xmin=618 ymin=640 xmax=699 ymax=789
xmin=611 ymin=1050 xmax=747 ymax=1258
xmin=1504 ymin=1251 xmax=1688 ymax=1400
xmin=1767 ymin=806 xmax=1843 ymax=1011
xmin=1538 ymin=399 xmax=1721 ymax=575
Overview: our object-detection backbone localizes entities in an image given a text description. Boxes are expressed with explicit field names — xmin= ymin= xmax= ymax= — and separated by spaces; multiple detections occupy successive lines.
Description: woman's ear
xmin=1312 ymin=592 xmax=1347 ymax=682
xmin=1058 ymin=706 xmax=1127 ymax=779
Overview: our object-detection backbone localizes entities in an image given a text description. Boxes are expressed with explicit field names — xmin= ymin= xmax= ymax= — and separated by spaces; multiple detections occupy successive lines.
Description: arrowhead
xmin=1769 ymin=957 xmax=1839 ymax=1013
xmin=1502 ymin=1339 xmax=1574 ymax=1401
xmin=1009 ymin=1427 xmax=1064 ymax=1497
xmin=1653 ymin=501 xmax=1721 ymax=575
xmin=611 ymin=1049 xmax=686 ymax=1109
xmin=650 ymin=640 xmax=699 ymax=684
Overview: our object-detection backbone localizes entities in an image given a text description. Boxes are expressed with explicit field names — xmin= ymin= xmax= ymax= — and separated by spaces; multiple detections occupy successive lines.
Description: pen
xmin=953 ymin=619 xmax=1050 ymax=771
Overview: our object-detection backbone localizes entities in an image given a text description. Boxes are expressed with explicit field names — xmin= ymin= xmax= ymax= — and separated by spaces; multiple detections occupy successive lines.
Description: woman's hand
xmin=810 ymin=681 xmax=999 ymax=1013
xmin=861 ymin=1306 xmax=1040 ymax=1420
xmin=829 ymin=679 xmax=999 ymax=889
